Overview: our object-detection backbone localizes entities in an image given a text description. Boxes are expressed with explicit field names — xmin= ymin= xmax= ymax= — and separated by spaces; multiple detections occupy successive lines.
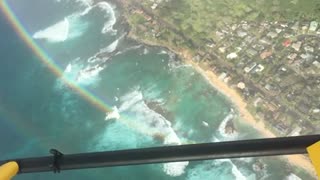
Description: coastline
xmin=126 ymin=32 xmax=316 ymax=178
xmin=118 ymin=2 xmax=316 ymax=177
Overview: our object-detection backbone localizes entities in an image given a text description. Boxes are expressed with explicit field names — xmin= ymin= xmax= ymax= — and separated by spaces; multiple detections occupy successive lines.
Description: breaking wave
xmin=218 ymin=109 xmax=238 ymax=140
xmin=187 ymin=137 xmax=248 ymax=180
xmin=118 ymin=89 xmax=189 ymax=176
xmin=33 ymin=18 xmax=70 ymax=43
xmin=32 ymin=13 xmax=89 ymax=43
xmin=286 ymin=173 xmax=302 ymax=180
xmin=99 ymin=2 xmax=117 ymax=34
xmin=34 ymin=1 xmax=116 ymax=43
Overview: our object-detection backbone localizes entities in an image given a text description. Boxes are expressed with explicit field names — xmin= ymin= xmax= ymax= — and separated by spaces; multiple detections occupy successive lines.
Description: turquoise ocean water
xmin=0 ymin=0 xmax=314 ymax=179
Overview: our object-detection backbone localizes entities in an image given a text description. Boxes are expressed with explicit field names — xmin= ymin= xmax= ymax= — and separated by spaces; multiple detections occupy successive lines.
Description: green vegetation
xmin=122 ymin=0 xmax=320 ymax=135
xmin=152 ymin=0 xmax=320 ymax=44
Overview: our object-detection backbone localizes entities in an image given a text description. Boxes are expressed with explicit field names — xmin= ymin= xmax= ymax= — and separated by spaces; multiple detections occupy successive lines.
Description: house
xmin=275 ymin=28 xmax=282 ymax=33
xmin=247 ymin=49 xmax=258 ymax=57
xmin=259 ymin=38 xmax=271 ymax=45
xmin=291 ymin=22 xmax=299 ymax=31
xmin=297 ymin=101 xmax=310 ymax=114
xmin=245 ymin=36 xmax=255 ymax=43
xmin=192 ymin=55 xmax=201 ymax=62
xmin=218 ymin=72 xmax=227 ymax=80
xmin=244 ymin=62 xmax=257 ymax=73
xmin=291 ymin=41 xmax=302 ymax=51
xmin=282 ymin=39 xmax=292 ymax=47
xmin=302 ymin=25 xmax=309 ymax=33
xmin=151 ymin=3 xmax=158 ymax=10
xmin=216 ymin=31 xmax=225 ymax=40
xmin=309 ymin=21 xmax=318 ymax=32
xmin=237 ymin=82 xmax=246 ymax=90
xmin=312 ymin=60 xmax=320 ymax=68
xmin=287 ymin=53 xmax=297 ymax=61
xmin=313 ymin=108 xmax=320 ymax=114
xmin=227 ymin=52 xmax=238 ymax=59
xmin=260 ymin=50 xmax=273 ymax=59
xmin=304 ymin=46 xmax=314 ymax=53
xmin=219 ymin=47 xmax=226 ymax=53
xmin=254 ymin=44 xmax=265 ymax=52
xmin=254 ymin=64 xmax=265 ymax=72
xmin=267 ymin=31 xmax=278 ymax=39
xmin=288 ymin=126 xmax=302 ymax=136
xmin=237 ymin=30 xmax=247 ymax=38
xmin=275 ymin=123 xmax=289 ymax=134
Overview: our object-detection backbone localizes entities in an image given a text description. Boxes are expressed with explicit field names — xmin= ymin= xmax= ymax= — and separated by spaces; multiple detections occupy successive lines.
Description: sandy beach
xmin=186 ymin=58 xmax=317 ymax=177
xmin=127 ymin=28 xmax=316 ymax=178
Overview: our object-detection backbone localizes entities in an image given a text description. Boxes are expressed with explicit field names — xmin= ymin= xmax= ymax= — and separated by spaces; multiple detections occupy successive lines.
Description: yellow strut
xmin=0 ymin=161 xmax=19 ymax=180
xmin=307 ymin=141 xmax=320 ymax=179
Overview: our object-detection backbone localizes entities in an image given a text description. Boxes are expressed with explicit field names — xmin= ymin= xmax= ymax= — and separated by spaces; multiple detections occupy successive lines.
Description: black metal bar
xmin=1 ymin=135 xmax=319 ymax=174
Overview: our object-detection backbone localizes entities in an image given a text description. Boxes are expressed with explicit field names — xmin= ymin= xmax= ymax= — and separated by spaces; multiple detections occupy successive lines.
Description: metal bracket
xmin=49 ymin=149 xmax=63 ymax=173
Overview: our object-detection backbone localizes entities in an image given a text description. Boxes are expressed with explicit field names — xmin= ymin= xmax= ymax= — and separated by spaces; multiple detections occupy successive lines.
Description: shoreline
xmin=127 ymin=32 xmax=316 ymax=178
xmin=118 ymin=2 xmax=316 ymax=177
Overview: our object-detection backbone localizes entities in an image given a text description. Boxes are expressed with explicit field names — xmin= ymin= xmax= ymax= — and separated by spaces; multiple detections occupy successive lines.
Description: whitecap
xmin=98 ymin=2 xmax=117 ymax=34
xmin=76 ymin=65 xmax=104 ymax=85
xmin=105 ymin=106 xmax=120 ymax=120
xmin=99 ymin=34 xmax=125 ymax=54
xmin=33 ymin=18 xmax=69 ymax=43
xmin=202 ymin=121 xmax=209 ymax=127
xmin=218 ymin=110 xmax=238 ymax=139
xmin=118 ymin=89 xmax=189 ymax=176
xmin=143 ymin=48 xmax=149 ymax=55
xmin=65 ymin=64 xmax=72 ymax=73
xmin=163 ymin=161 xmax=189 ymax=177
xmin=66 ymin=15 xmax=89 ymax=40
xmin=231 ymin=162 xmax=247 ymax=180
xmin=286 ymin=173 xmax=302 ymax=180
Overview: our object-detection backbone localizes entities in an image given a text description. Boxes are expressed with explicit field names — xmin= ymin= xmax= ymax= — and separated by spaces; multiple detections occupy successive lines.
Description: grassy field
xmin=147 ymin=0 xmax=320 ymax=44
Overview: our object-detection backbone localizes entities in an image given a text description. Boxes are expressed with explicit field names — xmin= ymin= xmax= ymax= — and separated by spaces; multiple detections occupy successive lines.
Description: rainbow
xmin=0 ymin=1 xmax=113 ymax=114
xmin=0 ymin=1 xmax=156 ymax=139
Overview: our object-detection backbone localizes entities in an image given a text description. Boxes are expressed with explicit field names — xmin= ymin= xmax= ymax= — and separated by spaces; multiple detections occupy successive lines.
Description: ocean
xmin=0 ymin=0 xmax=314 ymax=179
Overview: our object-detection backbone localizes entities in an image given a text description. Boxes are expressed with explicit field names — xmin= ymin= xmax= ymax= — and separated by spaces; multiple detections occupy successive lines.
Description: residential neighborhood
xmin=119 ymin=0 xmax=320 ymax=136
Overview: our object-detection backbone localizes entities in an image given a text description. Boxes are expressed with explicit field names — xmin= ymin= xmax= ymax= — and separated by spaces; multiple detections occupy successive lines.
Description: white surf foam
xmin=76 ymin=0 xmax=93 ymax=7
xmin=66 ymin=15 xmax=89 ymax=39
xmin=60 ymin=57 xmax=105 ymax=87
xmin=163 ymin=161 xmax=189 ymax=177
xmin=202 ymin=121 xmax=209 ymax=127
xmin=231 ymin=163 xmax=247 ymax=180
xmin=100 ymin=34 xmax=125 ymax=54
xmin=286 ymin=173 xmax=302 ymax=180
xmin=57 ymin=0 xmax=93 ymax=8
xmin=45 ymin=1 xmax=116 ymax=44
xmin=76 ymin=64 xmax=104 ymax=85
xmin=118 ymin=89 xmax=188 ymax=176
xmin=218 ymin=109 xmax=238 ymax=139
xmin=86 ymin=1 xmax=118 ymax=35
xmin=105 ymin=106 xmax=120 ymax=120
xmin=33 ymin=18 xmax=69 ymax=43
xmin=210 ymin=136 xmax=247 ymax=179
xmin=143 ymin=48 xmax=149 ymax=55
xmin=65 ymin=64 xmax=72 ymax=73
xmin=158 ymin=50 xmax=168 ymax=54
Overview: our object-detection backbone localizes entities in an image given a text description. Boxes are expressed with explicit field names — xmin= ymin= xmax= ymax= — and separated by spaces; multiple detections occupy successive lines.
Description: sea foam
xmin=33 ymin=18 xmax=69 ymax=43
xmin=286 ymin=173 xmax=302 ymax=180
xmin=218 ymin=109 xmax=238 ymax=139
xmin=105 ymin=106 xmax=120 ymax=120
xmin=118 ymin=89 xmax=189 ymax=176
xmin=98 ymin=2 xmax=117 ymax=34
